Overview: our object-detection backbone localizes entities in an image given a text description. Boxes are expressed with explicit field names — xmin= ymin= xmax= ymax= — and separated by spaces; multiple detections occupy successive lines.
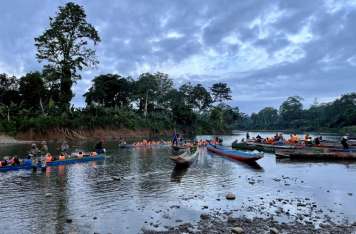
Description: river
xmin=0 ymin=132 xmax=355 ymax=233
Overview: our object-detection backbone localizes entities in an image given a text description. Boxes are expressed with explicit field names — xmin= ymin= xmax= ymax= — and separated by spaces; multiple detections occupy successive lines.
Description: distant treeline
xmin=0 ymin=2 xmax=355 ymax=136
xmin=241 ymin=94 xmax=356 ymax=133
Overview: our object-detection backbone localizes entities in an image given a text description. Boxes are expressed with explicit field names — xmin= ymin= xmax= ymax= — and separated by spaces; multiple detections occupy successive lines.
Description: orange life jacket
xmin=46 ymin=154 xmax=53 ymax=162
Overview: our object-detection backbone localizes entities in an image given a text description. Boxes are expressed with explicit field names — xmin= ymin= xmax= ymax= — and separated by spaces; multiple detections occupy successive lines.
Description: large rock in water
xmin=231 ymin=226 xmax=244 ymax=233
xmin=226 ymin=193 xmax=236 ymax=200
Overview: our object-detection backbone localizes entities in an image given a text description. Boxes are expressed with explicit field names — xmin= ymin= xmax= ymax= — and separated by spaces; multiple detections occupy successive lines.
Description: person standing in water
xmin=341 ymin=136 xmax=349 ymax=150
xmin=95 ymin=140 xmax=105 ymax=154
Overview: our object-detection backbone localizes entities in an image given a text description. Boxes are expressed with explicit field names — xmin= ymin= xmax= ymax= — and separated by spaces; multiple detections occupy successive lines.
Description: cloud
xmin=0 ymin=0 xmax=355 ymax=113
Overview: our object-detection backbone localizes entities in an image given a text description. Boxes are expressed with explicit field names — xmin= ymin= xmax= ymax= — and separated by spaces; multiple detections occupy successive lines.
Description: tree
xmin=191 ymin=84 xmax=212 ymax=111
xmin=19 ymin=72 xmax=47 ymax=114
xmin=84 ymin=74 xmax=133 ymax=108
xmin=0 ymin=74 xmax=21 ymax=122
xmin=133 ymin=72 xmax=173 ymax=116
xmin=210 ymin=82 xmax=232 ymax=103
xmin=35 ymin=2 xmax=100 ymax=110
xmin=251 ymin=107 xmax=279 ymax=129
xmin=279 ymin=96 xmax=303 ymax=128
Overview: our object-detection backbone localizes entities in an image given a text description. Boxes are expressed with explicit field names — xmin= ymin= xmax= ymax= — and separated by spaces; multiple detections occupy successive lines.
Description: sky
xmin=0 ymin=0 xmax=356 ymax=114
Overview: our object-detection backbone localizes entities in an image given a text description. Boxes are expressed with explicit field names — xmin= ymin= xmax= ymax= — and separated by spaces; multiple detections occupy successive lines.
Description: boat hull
xmin=0 ymin=163 xmax=32 ymax=172
xmin=207 ymin=144 xmax=263 ymax=162
xmin=46 ymin=155 xmax=105 ymax=166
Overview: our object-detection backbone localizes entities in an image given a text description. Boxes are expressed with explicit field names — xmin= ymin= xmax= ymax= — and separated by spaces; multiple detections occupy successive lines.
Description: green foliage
xmin=35 ymin=2 xmax=100 ymax=110
xmin=210 ymin=82 xmax=232 ymax=103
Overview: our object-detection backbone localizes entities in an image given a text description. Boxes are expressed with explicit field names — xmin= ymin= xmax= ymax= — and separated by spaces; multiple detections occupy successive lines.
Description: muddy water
xmin=0 ymin=133 xmax=355 ymax=233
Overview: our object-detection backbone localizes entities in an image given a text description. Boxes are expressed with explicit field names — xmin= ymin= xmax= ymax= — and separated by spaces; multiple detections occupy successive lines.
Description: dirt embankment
xmin=9 ymin=128 xmax=172 ymax=142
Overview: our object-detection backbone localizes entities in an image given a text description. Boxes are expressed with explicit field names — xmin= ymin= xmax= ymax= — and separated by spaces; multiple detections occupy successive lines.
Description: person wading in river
xmin=341 ymin=136 xmax=349 ymax=150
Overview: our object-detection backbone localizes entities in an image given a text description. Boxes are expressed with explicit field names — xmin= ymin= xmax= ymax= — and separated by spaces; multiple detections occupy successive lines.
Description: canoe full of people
xmin=232 ymin=132 xmax=356 ymax=160
xmin=0 ymin=141 xmax=106 ymax=172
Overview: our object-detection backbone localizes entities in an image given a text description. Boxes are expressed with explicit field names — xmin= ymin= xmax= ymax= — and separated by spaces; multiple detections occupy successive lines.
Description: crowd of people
xmin=244 ymin=132 xmax=350 ymax=149
xmin=0 ymin=140 xmax=105 ymax=168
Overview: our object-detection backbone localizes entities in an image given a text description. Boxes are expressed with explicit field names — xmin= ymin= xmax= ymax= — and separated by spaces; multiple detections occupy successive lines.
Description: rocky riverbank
xmin=143 ymin=213 xmax=356 ymax=233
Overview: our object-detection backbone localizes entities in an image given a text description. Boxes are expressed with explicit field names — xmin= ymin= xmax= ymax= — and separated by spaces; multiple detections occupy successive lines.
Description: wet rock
xmin=66 ymin=218 xmax=72 ymax=223
xmin=112 ymin=176 xmax=121 ymax=181
xmin=231 ymin=226 xmax=244 ymax=234
xmin=226 ymin=193 xmax=236 ymax=200
xmin=202 ymin=205 xmax=208 ymax=209
xmin=270 ymin=227 xmax=279 ymax=234
xmin=200 ymin=213 xmax=209 ymax=220
xmin=45 ymin=193 xmax=52 ymax=197
xmin=347 ymin=193 xmax=353 ymax=196
xmin=93 ymin=217 xmax=97 ymax=220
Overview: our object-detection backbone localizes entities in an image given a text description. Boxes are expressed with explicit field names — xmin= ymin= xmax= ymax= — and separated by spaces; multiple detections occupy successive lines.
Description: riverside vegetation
xmin=0 ymin=2 xmax=355 ymax=140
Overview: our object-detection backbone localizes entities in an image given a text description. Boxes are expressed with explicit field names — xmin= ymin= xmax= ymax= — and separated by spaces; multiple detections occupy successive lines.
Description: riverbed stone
xmin=231 ymin=226 xmax=244 ymax=233
xmin=270 ymin=227 xmax=279 ymax=234
xmin=112 ymin=176 xmax=121 ymax=181
xmin=45 ymin=193 xmax=52 ymax=197
xmin=200 ymin=213 xmax=209 ymax=220
xmin=226 ymin=193 xmax=236 ymax=200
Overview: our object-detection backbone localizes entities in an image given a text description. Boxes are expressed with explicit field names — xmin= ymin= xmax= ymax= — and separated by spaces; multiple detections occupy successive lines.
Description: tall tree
xmin=35 ymin=2 xmax=100 ymax=110
xmin=211 ymin=82 xmax=232 ymax=103
xmin=279 ymin=96 xmax=303 ymax=128
xmin=0 ymin=74 xmax=20 ymax=121
xmin=191 ymin=84 xmax=212 ymax=111
xmin=84 ymin=74 xmax=133 ymax=108
xmin=19 ymin=72 xmax=47 ymax=114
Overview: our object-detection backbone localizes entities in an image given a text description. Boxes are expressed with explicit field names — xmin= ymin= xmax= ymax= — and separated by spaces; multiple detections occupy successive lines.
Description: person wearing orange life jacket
xmin=59 ymin=153 xmax=65 ymax=160
xmin=45 ymin=153 xmax=53 ymax=163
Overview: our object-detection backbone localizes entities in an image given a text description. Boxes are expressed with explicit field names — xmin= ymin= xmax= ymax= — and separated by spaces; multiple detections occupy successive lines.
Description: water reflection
xmin=0 ymin=134 xmax=356 ymax=233
xmin=170 ymin=167 xmax=188 ymax=183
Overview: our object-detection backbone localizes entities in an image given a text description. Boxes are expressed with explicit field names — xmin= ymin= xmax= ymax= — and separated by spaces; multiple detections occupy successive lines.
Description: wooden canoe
xmin=232 ymin=140 xmax=304 ymax=153
xmin=0 ymin=160 xmax=32 ymax=172
xmin=207 ymin=144 xmax=263 ymax=162
xmin=170 ymin=150 xmax=198 ymax=168
xmin=46 ymin=155 xmax=105 ymax=166
xmin=275 ymin=149 xmax=356 ymax=160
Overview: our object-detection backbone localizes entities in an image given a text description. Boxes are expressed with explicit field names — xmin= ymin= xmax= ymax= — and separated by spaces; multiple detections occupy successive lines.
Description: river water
xmin=0 ymin=132 xmax=356 ymax=234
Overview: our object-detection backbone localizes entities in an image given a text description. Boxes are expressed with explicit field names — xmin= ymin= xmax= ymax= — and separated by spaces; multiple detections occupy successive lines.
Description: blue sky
xmin=0 ymin=0 xmax=356 ymax=114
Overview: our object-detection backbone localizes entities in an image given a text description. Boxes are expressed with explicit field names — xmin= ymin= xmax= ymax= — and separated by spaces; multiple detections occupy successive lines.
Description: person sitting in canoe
xmin=314 ymin=137 xmax=321 ymax=146
xmin=30 ymin=143 xmax=40 ymax=156
xmin=45 ymin=153 xmax=53 ymax=163
xmin=95 ymin=141 xmax=105 ymax=154
xmin=60 ymin=141 xmax=70 ymax=153
xmin=59 ymin=153 xmax=66 ymax=160
xmin=0 ymin=159 xmax=8 ymax=167
xmin=256 ymin=135 xmax=262 ymax=143
xmin=304 ymin=134 xmax=312 ymax=146
xmin=40 ymin=141 xmax=48 ymax=154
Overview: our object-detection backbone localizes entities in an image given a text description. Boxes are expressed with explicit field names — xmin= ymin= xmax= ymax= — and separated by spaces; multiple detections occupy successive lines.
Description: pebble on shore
xmin=226 ymin=193 xmax=236 ymax=200
xmin=231 ymin=226 xmax=244 ymax=233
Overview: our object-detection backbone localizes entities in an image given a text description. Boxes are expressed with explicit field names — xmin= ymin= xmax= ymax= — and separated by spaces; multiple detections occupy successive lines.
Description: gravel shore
xmin=143 ymin=214 xmax=356 ymax=233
